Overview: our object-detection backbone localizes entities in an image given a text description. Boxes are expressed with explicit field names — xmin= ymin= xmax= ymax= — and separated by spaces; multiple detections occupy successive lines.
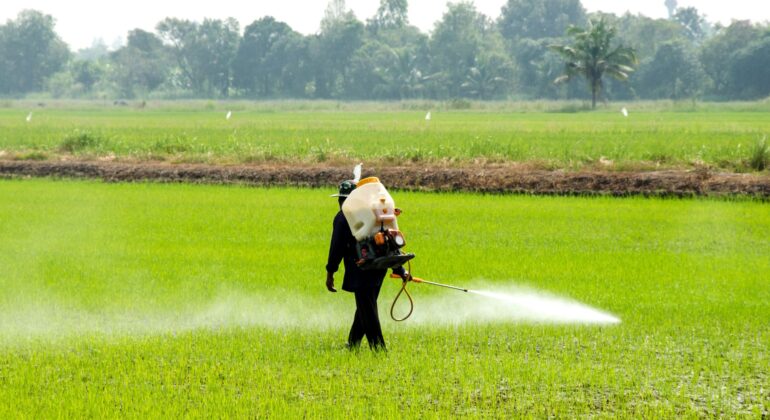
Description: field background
xmin=1 ymin=100 xmax=769 ymax=171
xmin=1 ymin=179 xmax=768 ymax=417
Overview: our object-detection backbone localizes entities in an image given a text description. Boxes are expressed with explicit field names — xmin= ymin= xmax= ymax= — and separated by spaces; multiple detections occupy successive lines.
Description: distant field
xmin=1 ymin=179 xmax=768 ymax=416
xmin=1 ymin=100 xmax=769 ymax=171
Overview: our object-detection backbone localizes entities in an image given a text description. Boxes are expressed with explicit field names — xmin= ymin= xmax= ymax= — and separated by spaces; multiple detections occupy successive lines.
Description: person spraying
xmin=325 ymin=166 xmax=413 ymax=351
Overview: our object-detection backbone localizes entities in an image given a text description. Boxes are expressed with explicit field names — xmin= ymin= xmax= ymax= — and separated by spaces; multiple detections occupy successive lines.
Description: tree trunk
xmin=591 ymin=87 xmax=597 ymax=110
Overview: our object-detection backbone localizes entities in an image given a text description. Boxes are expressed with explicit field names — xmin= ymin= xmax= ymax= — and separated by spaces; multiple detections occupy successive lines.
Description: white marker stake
xmin=226 ymin=111 xmax=232 ymax=120
xmin=425 ymin=111 xmax=431 ymax=121
xmin=353 ymin=163 xmax=362 ymax=183
xmin=621 ymin=107 xmax=628 ymax=117
xmin=26 ymin=112 xmax=32 ymax=122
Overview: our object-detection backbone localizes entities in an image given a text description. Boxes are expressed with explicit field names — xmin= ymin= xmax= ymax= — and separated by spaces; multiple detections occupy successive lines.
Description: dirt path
xmin=1 ymin=160 xmax=769 ymax=197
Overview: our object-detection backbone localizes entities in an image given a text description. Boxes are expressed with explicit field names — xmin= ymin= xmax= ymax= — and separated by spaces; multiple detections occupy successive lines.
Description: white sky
xmin=1 ymin=0 xmax=769 ymax=50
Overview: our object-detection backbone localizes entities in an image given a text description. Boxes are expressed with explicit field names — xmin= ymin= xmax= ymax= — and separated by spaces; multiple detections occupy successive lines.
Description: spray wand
xmin=389 ymin=262 xmax=470 ymax=321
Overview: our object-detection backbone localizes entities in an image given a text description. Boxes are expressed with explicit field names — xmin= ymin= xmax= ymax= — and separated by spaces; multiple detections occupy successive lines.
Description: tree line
xmin=1 ymin=0 xmax=769 ymax=102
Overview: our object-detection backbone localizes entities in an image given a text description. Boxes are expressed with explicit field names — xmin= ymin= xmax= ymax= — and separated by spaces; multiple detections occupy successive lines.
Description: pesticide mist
xmin=399 ymin=282 xmax=620 ymax=326
xmin=0 ymin=281 xmax=619 ymax=343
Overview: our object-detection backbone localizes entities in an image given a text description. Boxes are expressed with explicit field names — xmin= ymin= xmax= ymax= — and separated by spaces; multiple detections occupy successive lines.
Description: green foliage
xmin=5 ymin=4 xmax=770 ymax=102
xmin=156 ymin=18 xmax=240 ymax=97
xmin=749 ymin=136 xmax=769 ymax=171
xmin=368 ymin=0 xmax=409 ymax=32
xmin=550 ymin=18 xmax=638 ymax=109
xmin=429 ymin=3 xmax=512 ymax=99
xmin=312 ymin=9 xmax=365 ymax=99
xmin=58 ymin=130 xmax=102 ymax=152
xmin=109 ymin=29 xmax=170 ymax=98
xmin=637 ymin=40 xmax=706 ymax=100
xmin=13 ymin=151 xmax=47 ymax=160
xmin=498 ymin=0 xmax=587 ymax=41
xmin=70 ymin=59 xmax=103 ymax=92
xmin=699 ymin=21 xmax=762 ymax=96
xmin=613 ymin=14 xmax=684 ymax=61
xmin=673 ymin=7 xmax=707 ymax=43
xmin=460 ymin=52 xmax=515 ymax=99
xmin=0 ymin=180 xmax=768 ymax=416
xmin=232 ymin=17 xmax=307 ymax=97
xmin=729 ymin=35 xmax=770 ymax=100
xmin=0 ymin=10 xmax=70 ymax=94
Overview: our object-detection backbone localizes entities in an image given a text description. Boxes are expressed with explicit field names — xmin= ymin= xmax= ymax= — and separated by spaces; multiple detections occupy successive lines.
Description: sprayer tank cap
xmin=356 ymin=177 xmax=380 ymax=187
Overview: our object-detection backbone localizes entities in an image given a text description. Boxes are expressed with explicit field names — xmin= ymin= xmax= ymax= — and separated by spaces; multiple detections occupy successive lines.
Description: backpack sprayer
xmin=341 ymin=172 xmax=470 ymax=321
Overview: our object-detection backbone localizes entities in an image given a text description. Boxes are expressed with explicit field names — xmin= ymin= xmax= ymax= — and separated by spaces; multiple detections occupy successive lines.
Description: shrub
xmin=59 ymin=131 xmax=102 ymax=152
xmin=14 ymin=151 xmax=48 ymax=161
xmin=749 ymin=136 xmax=768 ymax=171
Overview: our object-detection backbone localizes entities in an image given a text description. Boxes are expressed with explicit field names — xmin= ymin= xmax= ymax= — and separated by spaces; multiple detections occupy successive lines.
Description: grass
xmin=1 ymin=101 xmax=769 ymax=171
xmin=0 ymin=179 xmax=768 ymax=417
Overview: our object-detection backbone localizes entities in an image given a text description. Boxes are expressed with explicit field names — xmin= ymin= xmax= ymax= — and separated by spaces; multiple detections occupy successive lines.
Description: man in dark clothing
xmin=326 ymin=180 xmax=405 ymax=351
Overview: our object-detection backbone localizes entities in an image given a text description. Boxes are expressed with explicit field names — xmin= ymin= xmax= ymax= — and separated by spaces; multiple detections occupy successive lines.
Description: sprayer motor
xmin=355 ymin=227 xmax=414 ymax=270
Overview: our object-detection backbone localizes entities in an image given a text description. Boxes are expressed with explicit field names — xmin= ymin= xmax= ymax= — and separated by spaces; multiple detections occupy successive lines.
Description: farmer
xmin=325 ymin=179 xmax=406 ymax=351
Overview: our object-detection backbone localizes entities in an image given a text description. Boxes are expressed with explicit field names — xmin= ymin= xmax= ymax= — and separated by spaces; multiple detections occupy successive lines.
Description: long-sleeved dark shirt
xmin=326 ymin=210 xmax=404 ymax=292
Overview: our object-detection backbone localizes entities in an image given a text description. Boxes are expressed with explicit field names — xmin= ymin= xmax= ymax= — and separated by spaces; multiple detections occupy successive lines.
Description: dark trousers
xmin=348 ymin=280 xmax=385 ymax=351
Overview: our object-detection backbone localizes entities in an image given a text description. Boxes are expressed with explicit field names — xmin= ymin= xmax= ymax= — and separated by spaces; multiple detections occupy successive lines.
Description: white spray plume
xmin=353 ymin=163 xmax=362 ymax=183
xmin=226 ymin=110 xmax=232 ymax=120
xmin=0 ymin=282 xmax=619 ymax=343
xmin=394 ymin=281 xmax=620 ymax=326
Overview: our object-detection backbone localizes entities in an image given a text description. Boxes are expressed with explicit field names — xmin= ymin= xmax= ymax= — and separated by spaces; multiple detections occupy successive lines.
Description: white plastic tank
xmin=342 ymin=177 xmax=399 ymax=241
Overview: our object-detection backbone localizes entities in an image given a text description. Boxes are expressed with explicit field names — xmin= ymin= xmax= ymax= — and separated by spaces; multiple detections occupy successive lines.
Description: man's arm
xmin=325 ymin=214 xmax=346 ymax=292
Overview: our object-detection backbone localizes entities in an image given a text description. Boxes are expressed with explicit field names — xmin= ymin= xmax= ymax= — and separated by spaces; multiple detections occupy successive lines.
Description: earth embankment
xmin=2 ymin=160 xmax=769 ymax=197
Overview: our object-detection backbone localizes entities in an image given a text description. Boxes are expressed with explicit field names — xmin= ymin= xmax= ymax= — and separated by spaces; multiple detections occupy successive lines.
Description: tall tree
xmin=0 ymin=10 xmax=69 ymax=94
xmin=233 ymin=17 xmax=307 ymax=97
xmin=699 ymin=21 xmax=761 ymax=96
xmin=729 ymin=34 xmax=770 ymax=99
xmin=550 ymin=18 xmax=637 ymax=108
xmin=76 ymin=38 xmax=109 ymax=61
xmin=313 ymin=1 xmax=364 ymax=98
xmin=430 ymin=2 xmax=512 ymax=98
xmin=156 ymin=18 xmax=239 ymax=97
xmin=380 ymin=45 xmax=432 ymax=99
xmin=368 ymin=0 xmax=409 ymax=32
xmin=614 ymin=14 xmax=684 ymax=61
xmin=322 ymin=0 xmax=349 ymax=31
xmin=70 ymin=59 xmax=103 ymax=92
xmin=461 ymin=52 xmax=514 ymax=99
xmin=498 ymin=0 xmax=587 ymax=41
xmin=673 ymin=7 xmax=706 ymax=43
xmin=637 ymin=40 xmax=706 ymax=99
xmin=110 ymin=29 xmax=170 ymax=97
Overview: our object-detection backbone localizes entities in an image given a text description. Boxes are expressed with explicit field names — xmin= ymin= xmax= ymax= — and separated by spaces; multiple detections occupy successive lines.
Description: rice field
xmin=0 ymin=179 xmax=768 ymax=417
xmin=1 ymin=101 xmax=769 ymax=171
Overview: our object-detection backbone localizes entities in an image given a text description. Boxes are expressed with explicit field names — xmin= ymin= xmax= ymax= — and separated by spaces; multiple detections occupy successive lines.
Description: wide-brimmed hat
xmin=330 ymin=180 xmax=356 ymax=197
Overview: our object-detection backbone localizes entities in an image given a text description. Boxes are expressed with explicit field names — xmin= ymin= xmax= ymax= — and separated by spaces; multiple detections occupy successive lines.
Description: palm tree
xmin=461 ymin=55 xmax=513 ymax=99
xmin=550 ymin=18 xmax=637 ymax=109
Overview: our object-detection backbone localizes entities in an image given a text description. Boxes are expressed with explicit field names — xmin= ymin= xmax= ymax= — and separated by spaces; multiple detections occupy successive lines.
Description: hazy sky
xmin=2 ymin=0 xmax=769 ymax=50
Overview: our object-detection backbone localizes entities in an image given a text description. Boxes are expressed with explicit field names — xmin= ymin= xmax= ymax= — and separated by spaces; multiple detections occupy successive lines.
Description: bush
xmin=749 ymin=136 xmax=768 ymax=171
xmin=59 ymin=131 xmax=102 ymax=152
xmin=14 ymin=151 xmax=48 ymax=161
xmin=446 ymin=98 xmax=472 ymax=110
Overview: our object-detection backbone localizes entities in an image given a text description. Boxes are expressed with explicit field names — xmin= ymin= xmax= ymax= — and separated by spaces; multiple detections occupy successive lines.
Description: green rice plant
xmin=0 ymin=179 xmax=768 ymax=417
xmin=2 ymin=103 xmax=770 ymax=170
